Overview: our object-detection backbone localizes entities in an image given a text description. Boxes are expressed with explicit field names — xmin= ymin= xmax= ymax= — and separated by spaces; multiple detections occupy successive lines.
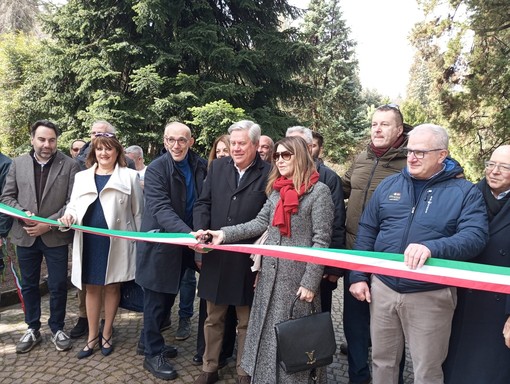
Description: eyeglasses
xmin=71 ymin=147 xmax=81 ymax=152
xmin=404 ymin=148 xmax=445 ymax=159
xmin=484 ymin=161 xmax=510 ymax=173
xmin=273 ymin=151 xmax=293 ymax=161
xmin=93 ymin=132 xmax=116 ymax=138
xmin=164 ymin=136 xmax=188 ymax=146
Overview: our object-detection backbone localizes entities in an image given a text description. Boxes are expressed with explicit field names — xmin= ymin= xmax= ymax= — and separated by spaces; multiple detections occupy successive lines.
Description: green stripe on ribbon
xmin=321 ymin=247 xmax=510 ymax=277
xmin=1 ymin=203 xmax=509 ymax=291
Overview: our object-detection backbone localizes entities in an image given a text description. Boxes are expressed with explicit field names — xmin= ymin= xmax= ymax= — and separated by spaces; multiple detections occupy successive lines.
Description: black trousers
xmin=141 ymin=287 xmax=177 ymax=357
xmin=139 ymin=249 xmax=198 ymax=357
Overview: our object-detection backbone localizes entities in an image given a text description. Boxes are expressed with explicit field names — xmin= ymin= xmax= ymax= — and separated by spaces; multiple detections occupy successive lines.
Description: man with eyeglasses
xmin=69 ymin=139 xmax=86 ymax=159
xmin=75 ymin=120 xmax=135 ymax=171
xmin=349 ymin=124 xmax=488 ymax=384
xmin=136 ymin=121 xmax=207 ymax=380
xmin=341 ymin=103 xmax=411 ymax=384
xmin=443 ymin=145 xmax=510 ymax=384
xmin=193 ymin=120 xmax=270 ymax=384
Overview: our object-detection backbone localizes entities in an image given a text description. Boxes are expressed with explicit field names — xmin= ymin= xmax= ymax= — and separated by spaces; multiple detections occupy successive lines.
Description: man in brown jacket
xmin=341 ymin=104 xmax=411 ymax=384
xmin=1 ymin=120 xmax=79 ymax=354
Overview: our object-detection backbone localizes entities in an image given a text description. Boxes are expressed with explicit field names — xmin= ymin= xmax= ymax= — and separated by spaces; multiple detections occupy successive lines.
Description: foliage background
xmin=1 ymin=0 xmax=508 ymax=183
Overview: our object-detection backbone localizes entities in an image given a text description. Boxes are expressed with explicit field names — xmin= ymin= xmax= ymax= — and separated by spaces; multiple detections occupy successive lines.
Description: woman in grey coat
xmin=198 ymin=136 xmax=334 ymax=383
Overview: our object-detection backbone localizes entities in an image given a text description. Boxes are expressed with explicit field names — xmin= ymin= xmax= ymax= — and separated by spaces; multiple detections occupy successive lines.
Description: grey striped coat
xmin=222 ymin=181 xmax=334 ymax=384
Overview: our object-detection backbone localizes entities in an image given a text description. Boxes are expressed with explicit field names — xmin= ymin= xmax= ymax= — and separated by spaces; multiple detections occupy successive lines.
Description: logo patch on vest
xmin=388 ymin=192 xmax=401 ymax=201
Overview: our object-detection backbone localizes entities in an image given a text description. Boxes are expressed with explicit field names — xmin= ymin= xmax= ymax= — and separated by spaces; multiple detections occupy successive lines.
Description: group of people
xmin=0 ymin=106 xmax=509 ymax=384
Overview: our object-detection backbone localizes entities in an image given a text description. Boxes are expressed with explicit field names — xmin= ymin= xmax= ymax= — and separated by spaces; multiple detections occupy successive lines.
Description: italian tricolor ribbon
xmin=1 ymin=203 xmax=509 ymax=294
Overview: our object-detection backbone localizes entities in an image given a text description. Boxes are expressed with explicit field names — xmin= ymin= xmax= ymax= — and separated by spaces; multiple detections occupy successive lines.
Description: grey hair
xmin=286 ymin=126 xmax=313 ymax=145
xmin=125 ymin=145 xmax=143 ymax=157
xmin=92 ymin=120 xmax=116 ymax=133
xmin=260 ymin=135 xmax=275 ymax=150
xmin=228 ymin=120 xmax=261 ymax=144
xmin=408 ymin=124 xmax=449 ymax=149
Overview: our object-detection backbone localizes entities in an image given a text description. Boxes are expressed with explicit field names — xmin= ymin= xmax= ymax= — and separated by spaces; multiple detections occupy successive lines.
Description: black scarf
xmin=481 ymin=179 xmax=510 ymax=222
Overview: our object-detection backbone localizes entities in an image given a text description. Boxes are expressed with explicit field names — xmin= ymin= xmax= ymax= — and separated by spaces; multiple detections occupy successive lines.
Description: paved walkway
xmin=0 ymin=282 xmax=415 ymax=383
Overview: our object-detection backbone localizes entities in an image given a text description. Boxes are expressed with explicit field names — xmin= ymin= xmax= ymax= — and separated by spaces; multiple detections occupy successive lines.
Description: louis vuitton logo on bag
xmin=275 ymin=296 xmax=336 ymax=374
xmin=306 ymin=350 xmax=316 ymax=365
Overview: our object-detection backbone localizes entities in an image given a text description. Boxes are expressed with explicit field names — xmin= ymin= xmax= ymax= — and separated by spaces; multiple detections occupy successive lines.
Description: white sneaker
xmin=16 ymin=328 xmax=42 ymax=353
xmin=51 ymin=330 xmax=72 ymax=351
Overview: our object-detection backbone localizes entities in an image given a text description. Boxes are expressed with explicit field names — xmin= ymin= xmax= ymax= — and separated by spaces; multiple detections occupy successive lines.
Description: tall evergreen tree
xmin=25 ymin=0 xmax=314 ymax=148
xmin=290 ymin=0 xmax=364 ymax=163
xmin=403 ymin=45 xmax=445 ymax=128
xmin=0 ymin=33 xmax=44 ymax=154
xmin=411 ymin=0 xmax=510 ymax=179
xmin=0 ymin=0 xmax=40 ymax=34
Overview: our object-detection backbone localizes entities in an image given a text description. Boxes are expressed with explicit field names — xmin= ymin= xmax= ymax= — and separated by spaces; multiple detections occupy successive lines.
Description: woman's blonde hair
xmin=207 ymin=134 xmax=230 ymax=166
xmin=265 ymin=136 xmax=316 ymax=196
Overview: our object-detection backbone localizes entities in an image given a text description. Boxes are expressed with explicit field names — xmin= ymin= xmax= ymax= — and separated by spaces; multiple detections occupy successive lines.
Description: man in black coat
xmin=75 ymin=120 xmax=136 ymax=171
xmin=443 ymin=145 xmax=510 ymax=384
xmin=193 ymin=120 xmax=270 ymax=384
xmin=136 ymin=122 xmax=207 ymax=381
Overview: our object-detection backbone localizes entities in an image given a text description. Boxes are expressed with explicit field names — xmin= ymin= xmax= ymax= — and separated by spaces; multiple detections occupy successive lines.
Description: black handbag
xmin=274 ymin=295 xmax=336 ymax=379
xmin=119 ymin=280 xmax=144 ymax=312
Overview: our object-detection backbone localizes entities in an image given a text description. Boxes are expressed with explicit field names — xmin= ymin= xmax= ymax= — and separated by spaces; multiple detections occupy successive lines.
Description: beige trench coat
xmin=67 ymin=163 xmax=143 ymax=289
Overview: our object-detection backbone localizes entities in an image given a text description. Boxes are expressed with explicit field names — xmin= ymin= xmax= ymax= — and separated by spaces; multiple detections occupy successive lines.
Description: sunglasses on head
xmin=94 ymin=132 xmax=116 ymax=138
xmin=382 ymin=103 xmax=400 ymax=110
xmin=273 ymin=151 xmax=293 ymax=161
xmin=377 ymin=103 xmax=404 ymax=122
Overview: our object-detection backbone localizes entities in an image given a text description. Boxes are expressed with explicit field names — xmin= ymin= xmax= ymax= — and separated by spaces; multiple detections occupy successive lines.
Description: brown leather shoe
xmin=236 ymin=375 xmax=251 ymax=384
xmin=194 ymin=371 xmax=219 ymax=384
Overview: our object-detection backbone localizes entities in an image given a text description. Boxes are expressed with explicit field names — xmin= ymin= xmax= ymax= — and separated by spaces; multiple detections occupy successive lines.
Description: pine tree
xmin=23 ymin=0 xmax=314 ymax=149
xmin=0 ymin=0 xmax=40 ymax=34
xmin=411 ymin=0 xmax=510 ymax=179
xmin=291 ymin=0 xmax=365 ymax=162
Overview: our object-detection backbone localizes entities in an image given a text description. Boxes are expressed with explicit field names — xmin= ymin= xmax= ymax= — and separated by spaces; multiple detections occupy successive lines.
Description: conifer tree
xmin=292 ymin=0 xmax=365 ymax=162
xmin=30 ymin=0 xmax=314 ymax=148
xmin=410 ymin=0 xmax=510 ymax=178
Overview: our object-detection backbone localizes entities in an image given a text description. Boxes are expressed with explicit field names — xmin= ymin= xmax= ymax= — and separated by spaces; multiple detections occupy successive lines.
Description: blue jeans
xmin=17 ymin=237 xmax=69 ymax=334
xmin=179 ymin=267 xmax=196 ymax=319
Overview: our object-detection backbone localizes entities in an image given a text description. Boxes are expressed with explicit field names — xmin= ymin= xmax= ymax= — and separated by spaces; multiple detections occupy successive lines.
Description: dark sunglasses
xmin=273 ymin=151 xmax=293 ymax=161
xmin=94 ymin=132 xmax=116 ymax=138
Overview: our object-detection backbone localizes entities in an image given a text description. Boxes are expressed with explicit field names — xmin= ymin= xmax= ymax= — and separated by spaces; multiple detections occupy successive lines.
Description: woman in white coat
xmin=59 ymin=133 xmax=143 ymax=359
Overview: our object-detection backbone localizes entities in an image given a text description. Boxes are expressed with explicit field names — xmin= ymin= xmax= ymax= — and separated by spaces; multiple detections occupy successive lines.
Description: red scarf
xmin=370 ymin=134 xmax=405 ymax=158
xmin=272 ymin=171 xmax=320 ymax=237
